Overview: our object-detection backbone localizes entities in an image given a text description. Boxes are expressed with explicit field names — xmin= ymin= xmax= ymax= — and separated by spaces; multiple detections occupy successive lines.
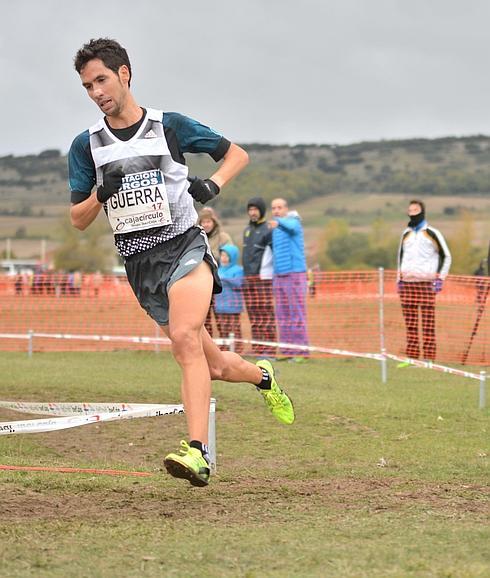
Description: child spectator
xmin=198 ymin=207 xmax=233 ymax=336
xmin=215 ymin=245 xmax=244 ymax=353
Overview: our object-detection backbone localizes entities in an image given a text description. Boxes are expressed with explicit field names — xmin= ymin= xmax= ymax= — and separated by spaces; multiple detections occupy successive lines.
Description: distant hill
xmin=1 ymin=136 xmax=490 ymax=219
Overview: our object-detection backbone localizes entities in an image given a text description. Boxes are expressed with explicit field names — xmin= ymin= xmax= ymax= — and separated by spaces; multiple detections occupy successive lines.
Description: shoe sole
xmin=163 ymin=457 xmax=209 ymax=487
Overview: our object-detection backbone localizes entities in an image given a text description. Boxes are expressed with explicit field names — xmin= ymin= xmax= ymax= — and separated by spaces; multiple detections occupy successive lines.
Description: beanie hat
xmin=247 ymin=196 xmax=266 ymax=219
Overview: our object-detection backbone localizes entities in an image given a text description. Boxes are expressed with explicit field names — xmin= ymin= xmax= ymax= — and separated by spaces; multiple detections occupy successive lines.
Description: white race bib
xmin=106 ymin=169 xmax=172 ymax=233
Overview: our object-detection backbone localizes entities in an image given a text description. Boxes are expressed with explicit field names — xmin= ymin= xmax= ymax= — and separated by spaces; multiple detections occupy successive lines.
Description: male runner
xmin=68 ymin=38 xmax=294 ymax=487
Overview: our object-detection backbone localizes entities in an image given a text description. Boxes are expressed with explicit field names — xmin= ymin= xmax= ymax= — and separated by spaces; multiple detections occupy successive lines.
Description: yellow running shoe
xmin=256 ymin=359 xmax=295 ymax=425
xmin=164 ymin=440 xmax=210 ymax=487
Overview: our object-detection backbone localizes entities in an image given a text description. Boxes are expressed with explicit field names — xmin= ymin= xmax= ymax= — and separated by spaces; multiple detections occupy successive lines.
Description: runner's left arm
xmin=165 ymin=112 xmax=249 ymax=188
xmin=208 ymin=142 xmax=249 ymax=189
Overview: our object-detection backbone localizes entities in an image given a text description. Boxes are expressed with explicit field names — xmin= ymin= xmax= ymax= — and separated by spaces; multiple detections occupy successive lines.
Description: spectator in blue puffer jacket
xmin=215 ymin=244 xmax=244 ymax=353
xmin=269 ymin=198 xmax=309 ymax=359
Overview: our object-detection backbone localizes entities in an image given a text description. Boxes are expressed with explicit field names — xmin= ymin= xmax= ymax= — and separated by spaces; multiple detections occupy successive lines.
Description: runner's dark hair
xmin=74 ymin=38 xmax=132 ymax=87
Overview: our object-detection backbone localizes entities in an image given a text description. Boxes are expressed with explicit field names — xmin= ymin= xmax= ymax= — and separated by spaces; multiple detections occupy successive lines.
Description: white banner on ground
xmin=0 ymin=400 xmax=183 ymax=416
xmin=0 ymin=404 xmax=182 ymax=435
xmin=0 ymin=399 xmax=217 ymax=470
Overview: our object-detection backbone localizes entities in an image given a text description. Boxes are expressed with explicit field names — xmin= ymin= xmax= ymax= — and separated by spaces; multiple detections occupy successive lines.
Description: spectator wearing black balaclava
xmin=397 ymin=199 xmax=452 ymax=360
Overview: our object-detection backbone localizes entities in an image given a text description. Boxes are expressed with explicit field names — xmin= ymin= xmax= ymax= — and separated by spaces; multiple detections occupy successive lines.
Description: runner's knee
xmin=170 ymin=327 xmax=202 ymax=361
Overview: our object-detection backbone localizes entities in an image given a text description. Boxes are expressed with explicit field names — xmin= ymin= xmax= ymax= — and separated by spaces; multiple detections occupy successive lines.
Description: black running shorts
xmin=124 ymin=226 xmax=221 ymax=326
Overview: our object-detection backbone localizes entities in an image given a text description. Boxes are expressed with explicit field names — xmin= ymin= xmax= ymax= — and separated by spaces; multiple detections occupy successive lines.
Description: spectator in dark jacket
xmin=242 ymin=197 xmax=277 ymax=357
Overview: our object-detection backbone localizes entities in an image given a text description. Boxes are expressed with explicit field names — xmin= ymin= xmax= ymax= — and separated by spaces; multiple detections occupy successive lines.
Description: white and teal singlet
xmin=68 ymin=109 xmax=230 ymax=258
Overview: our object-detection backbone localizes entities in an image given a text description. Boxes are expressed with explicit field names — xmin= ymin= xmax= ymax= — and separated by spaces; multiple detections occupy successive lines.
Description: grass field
xmin=0 ymin=351 xmax=488 ymax=577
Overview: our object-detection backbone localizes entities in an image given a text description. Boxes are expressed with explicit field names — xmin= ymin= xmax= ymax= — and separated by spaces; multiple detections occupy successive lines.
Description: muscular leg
xmin=165 ymin=261 xmax=263 ymax=444
xmin=201 ymin=325 xmax=262 ymax=384
xmin=199 ymin=320 xmax=296 ymax=427
xmin=165 ymin=261 xmax=214 ymax=444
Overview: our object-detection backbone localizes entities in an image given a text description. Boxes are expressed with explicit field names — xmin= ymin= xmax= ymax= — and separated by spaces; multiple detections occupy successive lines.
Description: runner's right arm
xmin=71 ymin=165 xmax=124 ymax=230
xmin=70 ymin=191 xmax=103 ymax=230
xmin=68 ymin=130 xmax=100 ymax=230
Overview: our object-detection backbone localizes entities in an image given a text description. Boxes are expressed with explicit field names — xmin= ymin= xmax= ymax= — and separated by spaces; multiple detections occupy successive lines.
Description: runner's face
xmin=80 ymin=58 xmax=129 ymax=117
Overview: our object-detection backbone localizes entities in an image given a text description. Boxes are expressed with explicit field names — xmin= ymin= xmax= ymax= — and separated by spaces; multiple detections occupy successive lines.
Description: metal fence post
xmin=228 ymin=332 xmax=235 ymax=353
xmin=28 ymin=329 xmax=34 ymax=358
xmin=479 ymin=371 xmax=486 ymax=409
xmin=378 ymin=268 xmax=387 ymax=383
xmin=208 ymin=398 xmax=217 ymax=472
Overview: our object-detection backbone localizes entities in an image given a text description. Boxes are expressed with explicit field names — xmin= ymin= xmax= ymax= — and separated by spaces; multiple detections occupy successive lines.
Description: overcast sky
xmin=1 ymin=0 xmax=490 ymax=156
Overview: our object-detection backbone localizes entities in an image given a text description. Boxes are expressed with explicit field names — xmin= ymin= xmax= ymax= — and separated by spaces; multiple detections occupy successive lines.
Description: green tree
xmin=366 ymin=218 xmax=399 ymax=269
xmin=327 ymin=232 xmax=369 ymax=267
xmin=368 ymin=218 xmax=391 ymax=248
xmin=53 ymin=215 xmax=114 ymax=272
xmin=447 ymin=212 xmax=484 ymax=274
xmin=318 ymin=218 xmax=399 ymax=271
xmin=317 ymin=219 xmax=350 ymax=270
xmin=362 ymin=245 xmax=397 ymax=269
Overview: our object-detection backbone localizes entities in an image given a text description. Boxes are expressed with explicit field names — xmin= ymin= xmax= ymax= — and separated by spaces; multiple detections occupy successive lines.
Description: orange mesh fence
xmin=0 ymin=273 xmax=165 ymax=352
xmin=384 ymin=271 xmax=489 ymax=367
xmin=0 ymin=270 xmax=488 ymax=366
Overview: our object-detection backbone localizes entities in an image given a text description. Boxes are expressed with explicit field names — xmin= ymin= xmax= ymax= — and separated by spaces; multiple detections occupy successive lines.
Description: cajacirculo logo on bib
xmin=107 ymin=169 xmax=172 ymax=233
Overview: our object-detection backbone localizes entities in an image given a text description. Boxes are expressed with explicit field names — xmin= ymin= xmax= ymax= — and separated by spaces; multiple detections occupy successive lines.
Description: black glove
xmin=96 ymin=166 xmax=125 ymax=204
xmin=187 ymin=177 xmax=220 ymax=204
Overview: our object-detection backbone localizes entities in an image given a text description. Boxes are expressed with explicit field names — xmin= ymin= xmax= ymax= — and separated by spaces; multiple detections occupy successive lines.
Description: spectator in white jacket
xmin=397 ymin=199 xmax=451 ymax=360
